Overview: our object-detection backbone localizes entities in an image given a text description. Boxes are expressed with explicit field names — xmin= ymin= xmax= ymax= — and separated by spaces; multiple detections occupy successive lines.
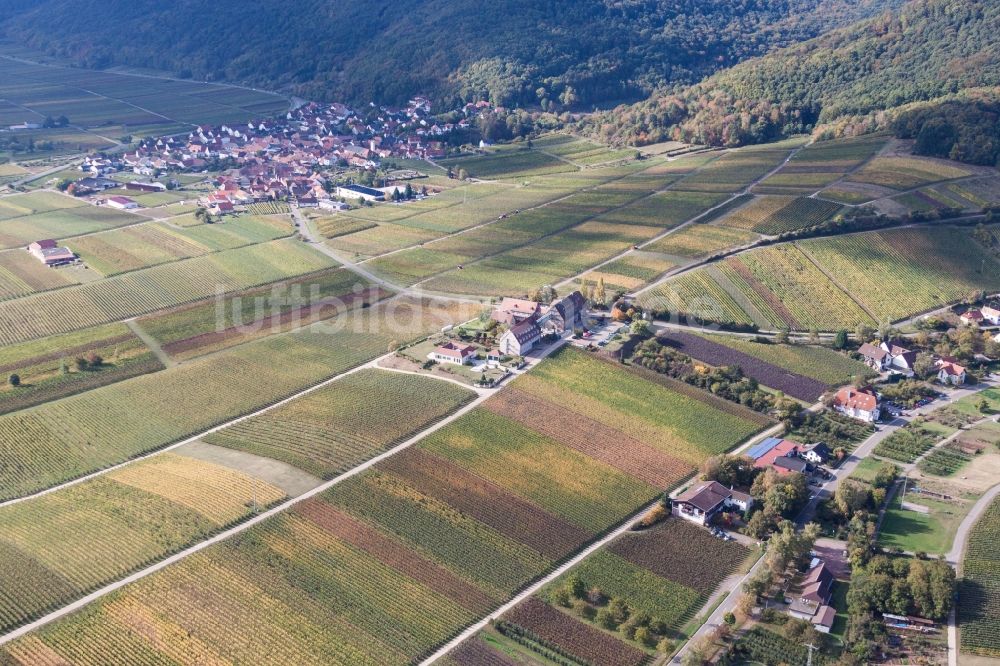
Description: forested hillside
xmin=586 ymin=0 xmax=1000 ymax=165
xmin=0 ymin=0 xmax=897 ymax=108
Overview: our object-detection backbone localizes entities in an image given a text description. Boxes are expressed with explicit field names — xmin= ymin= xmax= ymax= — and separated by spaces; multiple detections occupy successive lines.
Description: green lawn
xmin=849 ymin=458 xmax=898 ymax=485
xmin=879 ymin=492 xmax=968 ymax=555
xmin=953 ymin=388 xmax=1000 ymax=416
xmin=828 ymin=581 xmax=850 ymax=642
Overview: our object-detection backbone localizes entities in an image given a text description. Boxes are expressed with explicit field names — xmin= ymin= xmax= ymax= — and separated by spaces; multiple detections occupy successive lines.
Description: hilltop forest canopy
xmin=0 ymin=0 xmax=899 ymax=109
xmin=585 ymin=0 xmax=1000 ymax=165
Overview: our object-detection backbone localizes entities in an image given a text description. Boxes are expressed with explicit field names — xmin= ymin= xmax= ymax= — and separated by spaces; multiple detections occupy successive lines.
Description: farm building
xmin=75 ymin=177 xmax=118 ymax=192
xmin=672 ymin=480 xmax=752 ymax=526
xmin=106 ymin=196 xmax=139 ymax=210
xmin=832 ymin=386 xmax=881 ymax=422
xmin=336 ymin=184 xmax=386 ymax=202
xmin=125 ymin=181 xmax=166 ymax=193
xmin=491 ymin=291 xmax=589 ymax=335
xmin=773 ymin=455 xmax=808 ymax=474
xmin=430 ymin=342 xmax=477 ymax=366
xmin=211 ymin=201 xmax=236 ymax=216
xmin=788 ymin=559 xmax=836 ymax=633
xmin=749 ymin=437 xmax=804 ymax=473
xmin=541 ymin=291 xmax=588 ymax=334
xmin=499 ymin=319 xmax=541 ymax=356
xmin=27 ymin=240 xmax=76 ymax=266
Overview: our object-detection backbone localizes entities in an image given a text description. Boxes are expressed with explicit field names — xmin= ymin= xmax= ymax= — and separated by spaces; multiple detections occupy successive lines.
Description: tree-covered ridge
xmin=586 ymin=0 xmax=1000 ymax=164
xmin=0 ymin=0 xmax=898 ymax=108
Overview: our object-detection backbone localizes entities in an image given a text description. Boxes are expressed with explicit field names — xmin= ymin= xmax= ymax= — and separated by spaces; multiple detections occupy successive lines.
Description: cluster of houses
xmin=73 ymin=97 xmax=498 ymax=214
xmin=672 ymin=438 xmax=830 ymax=528
xmin=428 ymin=291 xmax=589 ymax=367
xmin=493 ymin=292 xmax=588 ymax=357
xmin=959 ymin=305 xmax=1000 ymax=327
xmin=858 ymin=339 xmax=968 ymax=389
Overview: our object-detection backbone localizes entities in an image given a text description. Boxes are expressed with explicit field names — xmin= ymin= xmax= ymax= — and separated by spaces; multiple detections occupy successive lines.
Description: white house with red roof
xmin=961 ymin=309 xmax=985 ymax=326
xmin=430 ymin=342 xmax=478 ymax=366
xmin=832 ymin=386 xmax=881 ymax=422
xmin=935 ymin=357 xmax=967 ymax=385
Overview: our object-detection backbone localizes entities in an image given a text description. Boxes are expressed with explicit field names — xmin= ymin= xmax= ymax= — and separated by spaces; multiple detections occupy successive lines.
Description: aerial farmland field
xmin=642 ymin=223 xmax=1000 ymax=330
xmin=445 ymin=516 xmax=753 ymax=664
xmin=717 ymin=195 xmax=841 ymax=235
xmin=0 ymin=51 xmax=288 ymax=138
xmin=0 ymin=453 xmax=286 ymax=635
xmin=847 ymin=156 xmax=971 ymax=190
xmin=0 ymin=346 xmax=770 ymax=663
xmin=0 ymin=191 xmax=147 ymax=245
xmin=959 ymin=496 xmax=1000 ymax=658
xmin=0 ymin=239 xmax=335 ymax=345
xmin=0 ymin=296 xmax=480 ymax=501
xmin=203 ymin=369 xmax=476 ymax=479
xmin=437 ymin=149 xmax=576 ymax=179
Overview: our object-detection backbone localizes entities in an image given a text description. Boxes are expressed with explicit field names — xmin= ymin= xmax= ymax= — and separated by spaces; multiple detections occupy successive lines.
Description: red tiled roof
xmin=834 ymin=387 xmax=878 ymax=412
xmin=859 ymin=343 xmax=888 ymax=361
xmin=753 ymin=439 xmax=801 ymax=469
xmin=434 ymin=342 xmax=477 ymax=358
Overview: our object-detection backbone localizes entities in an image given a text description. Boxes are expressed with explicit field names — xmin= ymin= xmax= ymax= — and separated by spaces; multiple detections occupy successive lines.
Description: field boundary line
xmin=0 ymin=347 xmax=398 ymax=510
xmin=424 ymin=416 xmax=787 ymax=664
xmin=629 ymin=142 xmax=808 ymax=296
xmin=0 ymin=375 xmax=489 ymax=647
xmin=795 ymin=242 xmax=880 ymax=323
xmin=124 ymin=319 xmax=177 ymax=368
xmin=0 ymin=335 xmax=570 ymax=645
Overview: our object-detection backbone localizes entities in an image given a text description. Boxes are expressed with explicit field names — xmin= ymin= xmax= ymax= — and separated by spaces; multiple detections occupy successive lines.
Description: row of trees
xmin=845 ymin=555 xmax=956 ymax=660
xmin=631 ymin=339 xmax=800 ymax=418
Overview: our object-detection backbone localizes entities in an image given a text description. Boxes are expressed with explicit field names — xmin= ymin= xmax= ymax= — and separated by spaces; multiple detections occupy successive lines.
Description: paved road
xmin=795 ymin=379 xmax=995 ymax=527
xmin=947 ymin=482 xmax=1000 ymax=569
xmin=292 ymin=205 xmax=488 ymax=305
xmin=945 ymin=482 xmax=1000 ymax=666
